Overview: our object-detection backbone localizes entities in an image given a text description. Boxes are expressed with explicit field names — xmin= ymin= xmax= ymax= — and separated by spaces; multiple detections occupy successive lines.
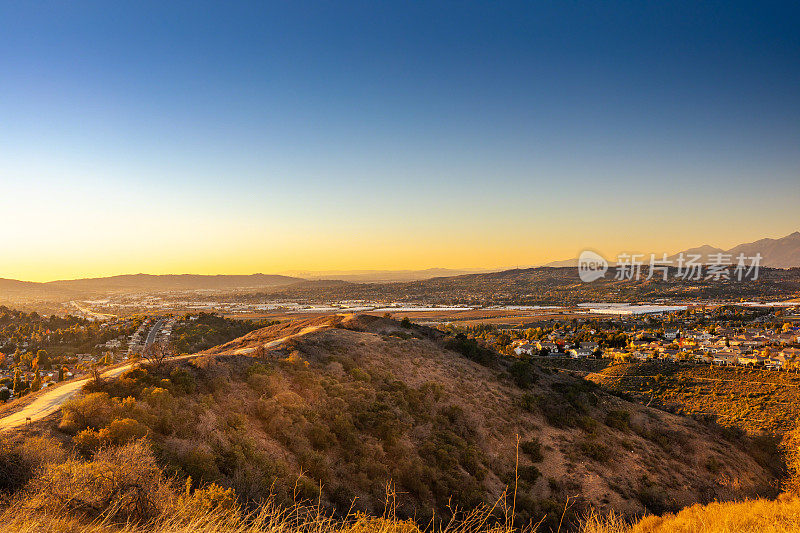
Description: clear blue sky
xmin=1 ymin=1 xmax=799 ymax=280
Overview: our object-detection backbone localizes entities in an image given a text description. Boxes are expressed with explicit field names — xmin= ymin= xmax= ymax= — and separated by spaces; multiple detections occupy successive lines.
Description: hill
xmin=280 ymin=268 xmax=498 ymax=283
xmin=35 ymin=315 xmax=781 ymax=530
xmin=254 ymin=267 xmax=800 ymax=306
xmin=583 ymin=361 xmax=800 ymax=436
xmin=0 ymin=273 xmax=305 ymax=306
xmin=45 ymin=273 xmax=303 ymax=292
xmin=0 ymin=278 xmax=77 ymax=301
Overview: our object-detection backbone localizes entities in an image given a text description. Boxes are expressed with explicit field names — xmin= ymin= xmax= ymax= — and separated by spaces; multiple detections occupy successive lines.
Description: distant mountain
xmin=725 ymin=232 xmax=800 ymax=268
xmin=258 ymin=265 xmax=800 ymax=306
xmin=45 ymin=273 xmax=304 ymax=292
xmin=279 ymin=268 xmax=497 ymax=283
xmin=671 ymin=231 xmax=800 ymax=267
xmin=0 ymin=274 xmax=305 ymax=303
xmin=669 ymin=244 xmax=726 ymax=259
xmin=0 ymin=278 xmax=77 ymax=301
xmin=543 ymin=258 xmax=579 ymax=267
xmin=546 ymin=232 xmax=800 ymax=269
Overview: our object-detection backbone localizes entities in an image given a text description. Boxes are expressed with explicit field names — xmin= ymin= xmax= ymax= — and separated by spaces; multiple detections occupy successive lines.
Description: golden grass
xmin=4 ymin=496 xmax=800 ymax=533
xmin=0 ymin=498 xmax=516 ymax=533
xmin=580 ymin=497 xmax=800 ymax=533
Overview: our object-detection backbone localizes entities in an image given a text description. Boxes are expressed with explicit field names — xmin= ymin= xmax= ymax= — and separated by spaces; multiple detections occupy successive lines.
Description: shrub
xmin=26 ymin=440 xmax=173 ymax=522
xmin=577 ymin=416 xmax=599 ymax=434
xmin=170 ymin=368 xmax=198 ymax=394
xmin=444 ymin=334 xmax=497 ymax=367
xmin=60 ymin=392 xmax=118 ymax=432
xmin=518 ymin=465 xmax=541 ymax=484
xmin=541 ymin=403 xmax=580 ymax=428
xmin=0 ymin=436 xmax=66 ymax=494
xmin=73 ymin=428 xmax=102 ymax=455
xmin=518 ymin=393 xmax=539 ymax=412
xmin=579 ymin=439 xmax=611 ymax=462
xmin=162 ymin=438 xmax=221 ymax=482
xmin=248 ymin=373 xmax=274 ymax=394
xmin=509 ymin=361 xmax=538 ymax=388
xmin=520 ymin=438 xmax=544 ymax=462
xmin=99 ymin=418 xmax=149 ymax=445
xmin=178 ymin=482 xmax=237 ymax=515
xmin=705 ymin=455 xmax=722 ymax=474
xmin=143 ymin=387 xmax=175 ymax=410
xmin=637 ymin=481 xmax=675 ymax=514
xmin=605 ymin=409 xmax=631 ymax=431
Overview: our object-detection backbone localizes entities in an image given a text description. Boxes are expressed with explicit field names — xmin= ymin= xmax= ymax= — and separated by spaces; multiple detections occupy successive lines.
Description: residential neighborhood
xmin=0 ymin=311 xmax=175 ymax=403
xmin=476 ymin=304 xmax=800 ymax=373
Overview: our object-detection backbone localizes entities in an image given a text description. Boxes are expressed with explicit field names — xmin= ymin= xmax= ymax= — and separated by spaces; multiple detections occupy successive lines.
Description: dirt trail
xmin=0 ymin=363 xmax=133 ymax=431
xmin=229 ymin=325 xmax=326 ymax=354
xmin=0 ymin=326 xmax=326 ymax=432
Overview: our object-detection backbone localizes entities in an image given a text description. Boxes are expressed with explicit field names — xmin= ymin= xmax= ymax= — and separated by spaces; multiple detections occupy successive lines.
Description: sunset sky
xmin=2 ymin=1 xmax=799 ymax=282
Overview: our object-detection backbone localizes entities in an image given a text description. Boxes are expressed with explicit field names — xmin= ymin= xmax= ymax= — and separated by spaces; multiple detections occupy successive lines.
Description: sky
xmin=1 ymin=1 xmax=799 ymax=281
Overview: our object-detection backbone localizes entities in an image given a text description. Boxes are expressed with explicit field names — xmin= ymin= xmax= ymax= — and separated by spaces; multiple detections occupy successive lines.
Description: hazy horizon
xmin=3 ymin=2 xmax=799 ymax=282
xmin=5 ymin=225 xmax=799 ymax=284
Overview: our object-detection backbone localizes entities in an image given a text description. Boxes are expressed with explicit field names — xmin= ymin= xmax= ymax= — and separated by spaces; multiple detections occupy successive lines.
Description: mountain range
xmin=1 ymin=231 xmax=798 ymax=305
xmin=545 ymin=231 xmax=800 ymax=268
xmin=279 ymin=268 xmax=496 ymax=283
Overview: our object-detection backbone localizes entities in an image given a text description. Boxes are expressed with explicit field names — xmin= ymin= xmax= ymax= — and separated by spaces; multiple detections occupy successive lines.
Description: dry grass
xmin=4 ymin=490 xmax=800 ymax=533
xmin=580 ymin=497 xmax=800 ymax=533
xmin=0 ymin=436 xmax=520 ymax=533
xmin=0 ymin=482 xmax=518 ymax=533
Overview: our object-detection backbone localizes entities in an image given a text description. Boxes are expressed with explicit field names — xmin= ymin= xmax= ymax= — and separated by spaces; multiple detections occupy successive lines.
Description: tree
xmin=12 ymin=367 xmax=22 ymax=394
xmin=35 ymin=349 xmax=51 ymax=370
xmin=30 ymin=372 xmax=42 ymax=392
xmin=30 ymin=358 xmax=42 ymax=391
xmin=142 ymin=342 xmax=174 ymax=368
xmin=90 ymin=362 xmax=103 ymax=384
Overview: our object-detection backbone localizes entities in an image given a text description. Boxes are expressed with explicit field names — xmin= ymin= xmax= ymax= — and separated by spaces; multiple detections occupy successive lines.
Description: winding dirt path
xmin=0 ymin=325 xmax=325 ymax=432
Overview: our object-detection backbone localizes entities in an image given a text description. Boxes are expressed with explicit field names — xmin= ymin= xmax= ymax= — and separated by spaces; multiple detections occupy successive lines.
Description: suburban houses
xmin=502 ymin=305 xmax=800 ymax=372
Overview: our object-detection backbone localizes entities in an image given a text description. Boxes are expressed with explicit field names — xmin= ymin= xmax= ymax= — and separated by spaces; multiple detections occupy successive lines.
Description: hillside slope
xmin=58 ymin=315 xmax=777 ymax=530
xmin=586 ymin=361 xmax=800 ymax=436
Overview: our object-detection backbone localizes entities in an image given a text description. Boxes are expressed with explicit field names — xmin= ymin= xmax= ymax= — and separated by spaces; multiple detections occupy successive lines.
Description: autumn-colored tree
xmin=35 ymin=349 xmax=51 ymax=370
xmin=12 ymin=366 xmax=23 ymax=394
xmin=30 ymin=359 xmax=42 ymax=391
xmin=30 ymin=372 xmax=42 ymax=392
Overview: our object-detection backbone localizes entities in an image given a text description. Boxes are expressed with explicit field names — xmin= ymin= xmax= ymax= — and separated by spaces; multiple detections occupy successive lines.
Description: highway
xmin=144 ymin=318 xmax=165 ymax=349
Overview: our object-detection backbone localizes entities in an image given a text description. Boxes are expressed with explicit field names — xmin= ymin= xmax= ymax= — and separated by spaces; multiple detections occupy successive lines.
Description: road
xmin=0 ymin=325 xmax=327 ymax=432
xmin=144 ymin=318 xmax=166 ymax=349
xmin=70 ymin=300 xmax=116 ymax=321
